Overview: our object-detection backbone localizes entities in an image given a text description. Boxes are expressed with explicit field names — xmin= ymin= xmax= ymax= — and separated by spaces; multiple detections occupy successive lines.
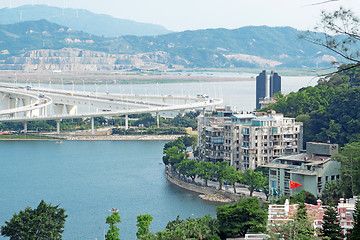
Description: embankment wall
xmin=165 ymin=170 xmax=241 ymax=202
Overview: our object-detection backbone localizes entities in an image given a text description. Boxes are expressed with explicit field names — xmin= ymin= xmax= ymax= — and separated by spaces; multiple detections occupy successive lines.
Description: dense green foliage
xmin=162 ymin=135 xmax=196 ymax=165
xmin=321 ymin=205 xmax=343 ymax=240
xmin=321 ymin=180 xmax=342 ymax=204
xmin=266 ymin=65 xmax=360 ymax=147
xmin=105 ymin=212 xmax=121 ymax=240
xmin=156 ymin=215 xmax=220 ymax=240
xmin=163 ymin=112 xmax=199 ymax=130
xmin=163 ymin=137 xmax=267 ymax=192
xmin=336 ymin=140 xmax=360 ymax=197
xmin=217 ymin=197 xmax=267 ymax=238
xmin=242 ymin=169 xmax=265 ymax=197
xmin=136 ymin=214 xmax=154 ymax=240
xmin=276 ymin=190 xmax=317 ymax=205
xmin=348 ymin=200 xmax=360 ymax=240
xmin=0 ymin=200 xmax=67 ymax=240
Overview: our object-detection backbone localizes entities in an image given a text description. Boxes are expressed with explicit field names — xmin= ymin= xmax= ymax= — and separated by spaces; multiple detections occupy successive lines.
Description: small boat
xmin=55 ymin=141 xmax=63 ymax=144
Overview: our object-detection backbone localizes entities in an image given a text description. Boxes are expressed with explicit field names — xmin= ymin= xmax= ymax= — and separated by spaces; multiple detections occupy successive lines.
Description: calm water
xmin=22 ymin=75 xmax=317 ymax=112
xmin=0 ymin=141 xmax=219 ymax=240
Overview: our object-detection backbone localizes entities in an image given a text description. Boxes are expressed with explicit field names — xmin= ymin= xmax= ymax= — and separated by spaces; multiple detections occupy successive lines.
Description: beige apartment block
xmin=197 ymin=109 xmax=303 ymax=171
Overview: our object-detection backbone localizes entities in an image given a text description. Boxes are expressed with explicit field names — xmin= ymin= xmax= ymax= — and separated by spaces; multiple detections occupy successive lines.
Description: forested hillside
xmin=0 ymin=19 xmax=343 ymax=70
xmin=265 ymin=65 xmax=360 ymax=147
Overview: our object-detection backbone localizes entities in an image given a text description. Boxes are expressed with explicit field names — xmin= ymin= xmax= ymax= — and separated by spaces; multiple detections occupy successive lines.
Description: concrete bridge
xmin=0 ymin=83 xmax=222 ymax=134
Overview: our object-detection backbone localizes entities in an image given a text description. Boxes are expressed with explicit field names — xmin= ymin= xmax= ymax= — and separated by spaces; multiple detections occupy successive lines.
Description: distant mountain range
xmin=0 ymin=11 xmax=341 ymax=71
xmin=0 ymin=5 xmax=171 ymax=37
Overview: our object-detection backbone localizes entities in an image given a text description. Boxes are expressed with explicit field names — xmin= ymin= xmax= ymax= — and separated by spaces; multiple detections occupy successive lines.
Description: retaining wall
xmin=165 ymin=169 xmax=241 ymax=202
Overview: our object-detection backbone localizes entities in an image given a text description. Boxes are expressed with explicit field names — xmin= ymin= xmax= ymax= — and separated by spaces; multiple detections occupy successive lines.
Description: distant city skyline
xmin=1 ymin=0 xmax=360 ymax=32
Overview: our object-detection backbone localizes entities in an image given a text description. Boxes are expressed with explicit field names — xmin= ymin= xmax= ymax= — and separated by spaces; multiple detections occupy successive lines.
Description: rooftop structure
xmin=264 ymin=142 xmax=340 ymax=197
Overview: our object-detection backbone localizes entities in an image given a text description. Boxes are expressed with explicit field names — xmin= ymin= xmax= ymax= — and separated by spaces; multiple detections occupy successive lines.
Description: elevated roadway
xmin=0 ymin=83 xmax=222 ymax=134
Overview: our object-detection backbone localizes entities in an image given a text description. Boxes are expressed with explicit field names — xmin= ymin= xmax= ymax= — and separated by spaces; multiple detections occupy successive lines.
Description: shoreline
xmin=0 ymin=134 xmax=182 ymax=141
xmin=165 ymin=166 xmax=267 ymax=203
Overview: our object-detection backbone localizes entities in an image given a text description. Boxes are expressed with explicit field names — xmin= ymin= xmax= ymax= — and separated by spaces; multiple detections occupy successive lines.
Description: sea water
xmin=0 ymin=141 xmax=219 ymax=240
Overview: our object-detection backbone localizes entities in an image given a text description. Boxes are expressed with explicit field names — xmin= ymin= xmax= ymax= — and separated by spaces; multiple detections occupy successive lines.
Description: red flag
xmin=289 ymin=180 xmax=302 ymax=189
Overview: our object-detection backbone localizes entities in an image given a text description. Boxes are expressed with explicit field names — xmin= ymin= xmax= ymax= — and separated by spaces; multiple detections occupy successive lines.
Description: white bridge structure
xmin=0 ymin=83 xmax=222 ymax=134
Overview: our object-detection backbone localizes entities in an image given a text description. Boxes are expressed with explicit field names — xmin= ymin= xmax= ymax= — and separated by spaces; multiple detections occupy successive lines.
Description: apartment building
xmin=197 ymin=109 xmax=303 ymax=171
xmin=264 ymin=142 xmax=340 ymax=198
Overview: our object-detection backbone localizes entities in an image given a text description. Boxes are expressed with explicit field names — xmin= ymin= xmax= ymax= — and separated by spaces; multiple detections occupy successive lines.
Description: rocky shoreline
xmin=198 ymin=194 xmax=233 ymax=203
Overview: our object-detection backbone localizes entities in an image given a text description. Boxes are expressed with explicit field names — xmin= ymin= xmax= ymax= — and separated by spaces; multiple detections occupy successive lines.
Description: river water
xmin=0 ymin=141 xmax=219 ymax=240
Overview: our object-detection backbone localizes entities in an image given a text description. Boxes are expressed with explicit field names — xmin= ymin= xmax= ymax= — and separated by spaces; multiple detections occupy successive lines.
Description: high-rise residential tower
xmin=269 ymin=71 xmax=281 ymax=98
xmin=256 ymin=70 xmax=267 ymax=109
xmin=256 ymin=70 xmax=281 ymax=109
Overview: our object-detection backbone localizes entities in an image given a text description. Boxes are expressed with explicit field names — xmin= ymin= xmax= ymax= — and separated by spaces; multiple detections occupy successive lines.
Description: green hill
xmin=0 ymin=19 xmax=347 ymax=70
xmin=0 ymin=5 xmax=171 ymax=37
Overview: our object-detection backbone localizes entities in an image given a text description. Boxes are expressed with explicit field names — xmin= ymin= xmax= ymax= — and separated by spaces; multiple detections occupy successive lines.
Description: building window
xmin=331 ymin=175 xmax=335 ymax=181
xmin=270 ymin=170 xmax=277 ymax=176
xmin=271 ymin=180 xmax=277 ymax=188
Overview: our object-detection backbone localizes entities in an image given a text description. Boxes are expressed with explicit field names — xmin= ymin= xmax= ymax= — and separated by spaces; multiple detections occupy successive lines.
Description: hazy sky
xmin=1 ymin=0 xmax=360 ymax=31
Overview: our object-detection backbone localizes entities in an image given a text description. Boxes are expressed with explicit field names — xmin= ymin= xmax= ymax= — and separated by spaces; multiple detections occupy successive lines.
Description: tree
xmin=336 ymin=140 xmax=360 ymax=197
xmin=1 ymin=200 xmax=67 ymax=240
xmin=294 ymin=203 xmax=317 ymax=240
xmin=177 ymin=159 xmax=199 ymax=183
xmin=348 ymin=200 xmax=360 ymax=240
xmin=197 ymin=161 xmax=215 ymax=187
xmin=216 ymin=197 xmax=267 ymax=238
xmin=156 ymin=215 xmax=220 ymax=240
xmin=214 ymin=161 xmax=229 ymax=190
xmin=105 ymin=212 xmax=121 ymax=240
xmin=302 ymin=7 xmax=360 ymax=71
xmin=242 ymin=169 xmax=266 ymax=197
xmin=321 ymin=180 xmax=343 ymax=204
xmin=136 ymin=214 xmax=155 ymax=240
xmin=224 ymin=166 xmax=242 ymax=193
xmin=321 ymin=205 xmax=343 ymax=240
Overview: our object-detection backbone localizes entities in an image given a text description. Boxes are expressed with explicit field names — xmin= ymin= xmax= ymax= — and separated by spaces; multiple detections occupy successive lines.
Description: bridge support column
xmin=156 ymin=112 xmax=160 ymax=128
xmin=54 ymin=104 xmax=64 ymax=115
xmin=56 ymin=120 xmax=60 ymax=134
xmin=1 ymin=94 xmax=10 ymax=109
xmin=91 ymin=117 xmax=95 ymax=135
xmin=66 ymin=105 xmax=78 ymax=115
xmin=125 ymin=114 xmax=128 ymax=130
xmin=23 ymin=121 xmax=27 ymax=134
